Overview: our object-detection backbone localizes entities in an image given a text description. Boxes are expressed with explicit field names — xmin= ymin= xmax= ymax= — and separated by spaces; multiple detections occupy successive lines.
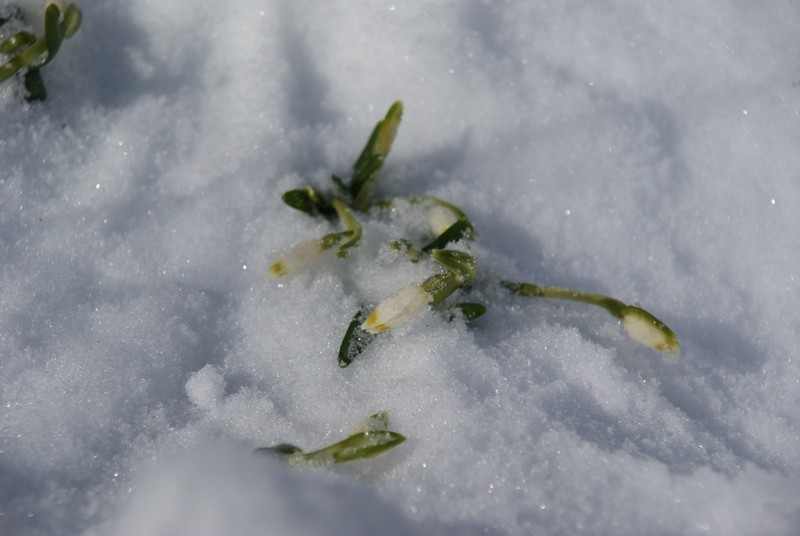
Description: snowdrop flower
xmin=501 ymin=281 xmax=680 ymax=355
xmin=620 ymin=306 xmax=680 ymax=354
xmin=267 ymin=238 xmax=328 ymax=278
xmin=361 ymin=249 xmax=477 ymax=334
xmin=361 ymin=283 xmax=431 ymax=334
xmin=427 ymin=205 xmax=459 ymax=236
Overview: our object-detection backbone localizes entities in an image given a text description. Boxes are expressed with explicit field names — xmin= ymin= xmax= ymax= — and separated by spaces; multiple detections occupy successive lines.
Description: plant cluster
xmin=0 ymin=2 xmax=82 ymax=101
xmin=263 ymin=101 xmax=679 ymax=463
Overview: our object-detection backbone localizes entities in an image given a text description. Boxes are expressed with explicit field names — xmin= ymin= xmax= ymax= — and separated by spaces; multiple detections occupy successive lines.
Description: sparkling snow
xmin=1 ymin=1 xmax=799 ymax=535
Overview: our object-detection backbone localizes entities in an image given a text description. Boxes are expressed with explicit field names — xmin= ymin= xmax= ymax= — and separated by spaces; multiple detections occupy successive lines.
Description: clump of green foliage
xmin=0 ymin=2 xmax=82 ymax=101
xmin=269 ymin=100 xmax=679 ymax=371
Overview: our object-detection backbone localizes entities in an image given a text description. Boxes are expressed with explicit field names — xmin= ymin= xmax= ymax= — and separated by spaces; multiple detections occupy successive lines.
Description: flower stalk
xmin=501 ymin=281 xmax=679 ymax=354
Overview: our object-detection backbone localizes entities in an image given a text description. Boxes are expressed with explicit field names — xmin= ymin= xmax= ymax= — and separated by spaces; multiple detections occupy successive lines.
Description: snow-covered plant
xmin=269 ymin=101 xmax=680 ymax=369
xmin=255 ymin=412 xmax=405 ymax=465
xmin=0 ymin=2 xmax=82 ymax=100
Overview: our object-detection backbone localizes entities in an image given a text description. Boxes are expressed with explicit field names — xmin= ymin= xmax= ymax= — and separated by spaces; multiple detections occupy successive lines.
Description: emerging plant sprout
xmin=255 ymin=412 xmax=405 ymax=465
xmin=0 ymin=2 xmax=82 ymax=101
xmin=268 ymin=100 xmax=680 ymax=368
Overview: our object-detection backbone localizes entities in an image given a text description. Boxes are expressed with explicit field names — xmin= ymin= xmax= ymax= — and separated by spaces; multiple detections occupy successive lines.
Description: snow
xmin=2 ymin=1 xmax=800 ymax=534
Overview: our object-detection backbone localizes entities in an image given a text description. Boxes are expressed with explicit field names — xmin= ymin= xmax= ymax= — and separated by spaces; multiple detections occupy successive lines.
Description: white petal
xmin=361 ymin=284 xmax=431 ymax=334
xmin=621 ymin=307 xmax=679 ymax=354
xmin=427 ymin=205 xmax=459 ymax=236
xmin=267 ymin=239 xmax=325 ymax=278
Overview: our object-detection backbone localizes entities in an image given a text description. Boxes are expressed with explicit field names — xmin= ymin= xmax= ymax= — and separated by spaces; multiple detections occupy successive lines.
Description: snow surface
xmin=2 ymin=1 xmax=800 ymax=534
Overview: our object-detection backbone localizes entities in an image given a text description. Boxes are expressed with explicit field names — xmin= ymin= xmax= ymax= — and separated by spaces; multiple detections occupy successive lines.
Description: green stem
xmin=501 ymin=281 xmax=626 ymax=318
xmin=330 ymin=199 xmax=362 ymax=256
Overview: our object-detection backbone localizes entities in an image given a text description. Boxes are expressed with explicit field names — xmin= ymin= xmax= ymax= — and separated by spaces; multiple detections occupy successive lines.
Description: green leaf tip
xmin=350 ymin=101 xmax=404 ymax=209
xmin=63 ymin=4 xmax=82 ymax=38
xmin=281 ymin=186 xmax=333 ymax=217
xmin=430 ymin=249 xmax=477 ymax=282
xmin=254 ymin=443 xmax=303 ymax=457
xmin=338 ymin=310 xmax=376 ymax=367
xmin=312 ymin=431 xmax=406 ymax=463
xmin=449 ymin=302 xmax=487 ymax=323
xmin=422 ymin=219 xmax=474 ymax=252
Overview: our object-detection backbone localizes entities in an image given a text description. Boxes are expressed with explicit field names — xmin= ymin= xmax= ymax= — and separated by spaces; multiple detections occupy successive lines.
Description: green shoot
xmin=330 ymin=199 xmax=362 ymax=257
xmin=254 ymin=413 xmax=406 ymax=465
xmin=501 ymin=281 xmax=680 ymax=354
xmin=0 ymin=2 xmax=82 ymax=92
xmin=350 ymin=101 xmax=403 ymax=209
xmin=359 ymin=249 xmax=477 ymax=336
xmin=338 ymin=310 xmax=376 ymax=368
xmin=281 ymin=186 xmax=334 ymax=217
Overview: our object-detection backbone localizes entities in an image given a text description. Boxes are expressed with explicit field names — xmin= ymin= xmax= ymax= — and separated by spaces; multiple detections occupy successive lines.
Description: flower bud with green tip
xmin=267 ymin=233 xmax=344 ymax=277
xmin=267 ymin=238 xmax=328 ymax=278
xmin=424 ymin=197 xmax=476 ymax=240
xmin=428 ymin=205 xmax=459 ymax=236
xmin=361 ymin=249 xmax=477 ymax=334
xmin=267 ymin=200 xmax=362 ymax=277
xmin=619 ymin=305 xmax=680 ymax=354
xmin=361 ymin=282 xmax=432 ymax=334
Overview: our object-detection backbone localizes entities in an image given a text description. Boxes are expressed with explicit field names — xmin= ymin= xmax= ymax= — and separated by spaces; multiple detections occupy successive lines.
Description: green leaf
xmin=350 ymin=101 xmax=403 ymax=209
xmin=421 ymin=219 xmax=474 ymax=252
xmin=0 ymin=31 xmax=35 ymax=54
xmin=304 ymin=431 xmax=406 ymax=463
xmin=423 ymin=196 xmax=477 ymax=239
xmin=282 ymin=189 xmax=317 ymax=215
xmin=23 ymin=67 xmax=47 ymax=102
xmin=330 ymin=199 xmax=362 ymax=257
xmin=420 ymin=271 xmax=463 ymax=307
xmin=0 ymin=54 xmax=25 ymax=83
xmin=449 ymin=302 xmax=487 ymax=322
xmin=282 ymin=186 xmax=333 ymax=217
xmin=430 ymin=249 xmax=477 ymax=281
xmin=255 ymin=414 xmax=405 ymax=465
xmin=62 ymin=4 xmax=83 ymax=38
xmin=338 ymin=310 xmax=376 ymax=367
xmin=253 ymin=443 xmax=304 ymax=457
xmin=42 ymin=4 xmax=65 ymax=67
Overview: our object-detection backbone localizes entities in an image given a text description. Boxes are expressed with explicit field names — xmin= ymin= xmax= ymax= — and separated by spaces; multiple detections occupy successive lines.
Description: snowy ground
xmin=2 ymin=1 xmax=800 ymax=534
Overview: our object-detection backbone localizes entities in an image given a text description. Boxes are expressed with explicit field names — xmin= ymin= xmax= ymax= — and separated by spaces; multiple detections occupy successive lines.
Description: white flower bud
xmin=427 ymin=205 xmax=459 ymax=236
xmin=267 ymin=239 xmax=326 ymax=278
xmin=361 ymin=283 xmax=431 ymax=334
xmin=620 ymin=306 xmax=680 ymax=354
